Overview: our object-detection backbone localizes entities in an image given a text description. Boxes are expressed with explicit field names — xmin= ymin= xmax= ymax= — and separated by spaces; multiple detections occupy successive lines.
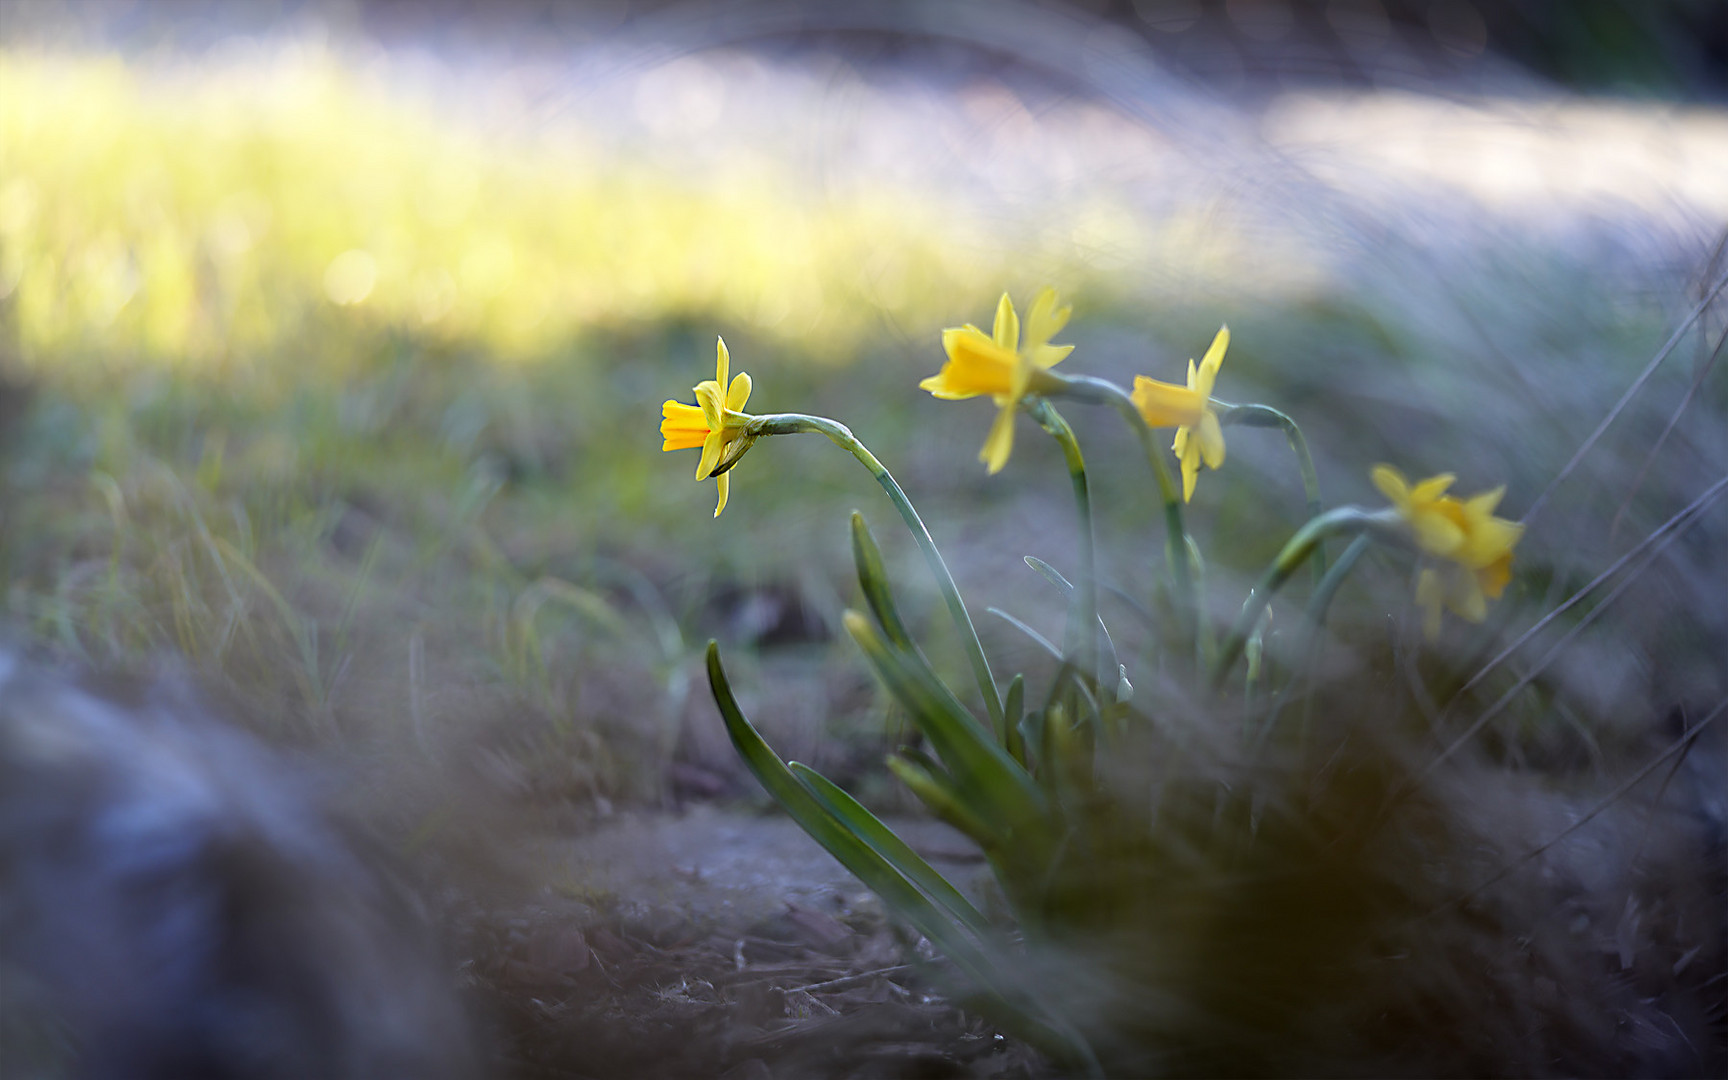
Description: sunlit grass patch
xmin=0 ymin=356 xmax=713 ymax=827
xmin=0 ymin=47 xmax=1212 ymax=380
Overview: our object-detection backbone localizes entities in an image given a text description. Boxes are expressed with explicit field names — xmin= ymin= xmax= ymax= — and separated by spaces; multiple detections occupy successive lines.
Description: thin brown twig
xmin=787 ymin=963 xmax=919 ymax=996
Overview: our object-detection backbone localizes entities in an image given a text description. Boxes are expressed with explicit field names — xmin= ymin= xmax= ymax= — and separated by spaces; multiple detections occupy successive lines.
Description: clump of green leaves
xmin=695 ymin=287 xmax=1727 ymax=1073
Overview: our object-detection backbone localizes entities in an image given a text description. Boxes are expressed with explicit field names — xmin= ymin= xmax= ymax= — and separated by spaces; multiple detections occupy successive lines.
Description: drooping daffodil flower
xmin=1374 ymin=465 xmax=1524 ymax=638
xmin=920 ymin=288 xmax=1073 ymax=474
xmin=1130 ymin=326 xmax=1229 ymax=502
xmin=1371 ymin=465 xmax=1464 ymax=557
xmin=661 ymin=337 xmax=756 ymax=517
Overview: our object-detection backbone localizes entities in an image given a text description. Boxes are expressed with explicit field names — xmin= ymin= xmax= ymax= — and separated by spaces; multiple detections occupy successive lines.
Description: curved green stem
xmin=749 ymin=412 xmax=1003 ymax=731
xmin=1212 ymin=507 xmax=1400 ymax=692
xmin=1218 ymin=402 xmax=1325 ymax=580
xmin=1058 ymin=375 xmax=1196 ymax=649
xmin=1303 ymin=532 xmax=1372 ymax=629
xmin=1028 ymin=400 xmax=1100 ymax=687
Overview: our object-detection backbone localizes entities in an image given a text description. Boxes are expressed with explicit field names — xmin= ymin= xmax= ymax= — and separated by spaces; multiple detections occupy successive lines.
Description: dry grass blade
xmin=1419 ymin=474 xmax=1728 ymax=783
xmin=1609 ymin=318 xmax=1728 ymax=543
xmin=1433 ymin=694 xmax=1728 ymax=916
xmin=1452 ymin=473 xmax=1728 ymax=715
xmin=1521 ymin=264 xmax=1728 ymax=528
xmin=787 ymin=964 xmax=917 ymax=996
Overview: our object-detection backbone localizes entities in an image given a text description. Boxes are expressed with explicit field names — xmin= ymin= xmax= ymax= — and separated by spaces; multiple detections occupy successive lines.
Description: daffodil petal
xmin=1194 ymin=325 xmax=1228 ymax=397
xmin=1030 ymin=342 xmax=1073 ymax=370
xmin=697 ymin=429 xmax=726 ymax=480
xmin=919 ymin=372 xmax=977 ymax=400
xmin=1460 ymin=517 xmax=1524 ymax=568
xmin=1410 ymin=473 xmax=1456 ymax=504
xmin=1198 ymin=410 xmax=1225 ymax=469
xmin=1468 ymin=485 xmax=1505 ymax=512
xmin=991 ymin=293 xmax=1019 ymax=353
xmin=1174 ymin=427 xmax=1202 ymax=502
xmin=1450 ymin=571 xmax=1488 ymax=623
xmin=980 ymin=402 xmax=1016 ymax=475
xmin=696 ymin=381 xmax=724 ymax=429
xmin=727 ymin=371 xmax=752 ymax=412
xmin=713 ymin=471 xmax=729 ymax=517
xmin=1008 ymin=355 xmax=1037 ymax=402
xmin=714 ymin=337 xmax=730 ymax=389
xmin=1025 ymin=287 xmax=1071 ymax=348
xmin=1371 ymin=464 xmax=1410 ymax=506
xmin=1478 ymin=554 xmax=1514 ymax=600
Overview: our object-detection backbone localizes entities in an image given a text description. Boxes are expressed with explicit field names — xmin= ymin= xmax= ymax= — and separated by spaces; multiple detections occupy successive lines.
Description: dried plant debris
xmin=456 ymin=890 xmax=1049 ymax=1080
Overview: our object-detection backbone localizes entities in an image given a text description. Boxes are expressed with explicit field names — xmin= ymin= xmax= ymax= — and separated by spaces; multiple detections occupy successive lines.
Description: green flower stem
xmin=1212 ymin=507 xmax=1401 ymax=692
xmin=1027 ymin=400 xmax=1100 ymax=688
xmin=1218 ymin=402 xmax=1326 ymax=580
xmin=1303 ymin=532 xmax=1373 ymax=631
xmin=1058 ymin=375 xmax=1197 ymax=647
xmin=749 ymin=412 xmax=1004 ymax=732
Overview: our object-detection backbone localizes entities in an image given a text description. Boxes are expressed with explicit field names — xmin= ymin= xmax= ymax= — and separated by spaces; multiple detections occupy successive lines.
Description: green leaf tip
xmin=850 ymin=512 xmax=915 ymax=649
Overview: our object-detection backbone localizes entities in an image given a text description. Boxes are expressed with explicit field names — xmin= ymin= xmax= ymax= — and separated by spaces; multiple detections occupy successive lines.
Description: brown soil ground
xmin=455 ymin=808 xmax=1049 ymax=1079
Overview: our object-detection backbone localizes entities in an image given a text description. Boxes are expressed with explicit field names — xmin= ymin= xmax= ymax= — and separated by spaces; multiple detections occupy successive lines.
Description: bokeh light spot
xmin=324 ymin=249 xmax=377 ymax=306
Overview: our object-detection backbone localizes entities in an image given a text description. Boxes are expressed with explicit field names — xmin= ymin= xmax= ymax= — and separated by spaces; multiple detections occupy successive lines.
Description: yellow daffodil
xmin=1375 ymin=465 xmax=1524 ymax=637
xmin=1449 ymin=485 xmax=1524 ymax=570
xmin=920 ymin=288 xmax=1073 ymax=474
xmin=1131 ymin=326 xmax=1229 ymax=502
xmin=661 ymin=337 xmax=755 ymax=517
xmin=1371 ymin=465 xmax=1464 ymax=558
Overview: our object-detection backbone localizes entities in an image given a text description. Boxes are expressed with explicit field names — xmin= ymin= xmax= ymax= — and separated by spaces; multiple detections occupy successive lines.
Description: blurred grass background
xmin=2 ymin=0 xmax=1724 ymax=823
